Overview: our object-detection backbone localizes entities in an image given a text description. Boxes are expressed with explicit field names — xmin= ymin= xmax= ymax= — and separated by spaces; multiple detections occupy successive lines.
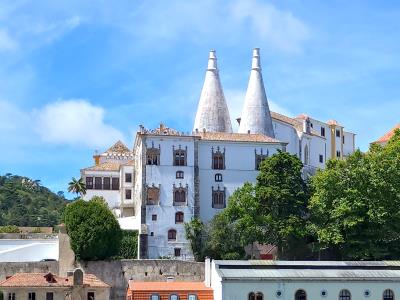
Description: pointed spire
xmin=193 ymin=50 xmax=232 ymax=133
xmin=238 ymin=48 xmax=275 ymax=137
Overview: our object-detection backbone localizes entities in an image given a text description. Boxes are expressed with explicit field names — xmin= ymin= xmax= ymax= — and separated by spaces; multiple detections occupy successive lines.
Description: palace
xmin=80 ymin=49 xmax=356 ymax=259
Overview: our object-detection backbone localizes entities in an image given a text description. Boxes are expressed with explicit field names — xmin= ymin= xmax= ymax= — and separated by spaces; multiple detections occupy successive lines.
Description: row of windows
xmin=147 ymin=294 xmax=197 ymax=300
xmin=151 ymin=212 xmax=184 ymax=224
xmin=176 ymin=171 xmax=223 ymax=182
xmin=146 ymin=186 xmax=226 ymax=208
xmin=248 ymin=288 xmax=394 ymax=300
xmin=7 ymin=291 xmax=96 ymax=300
xmin=86 ymin=177 xmax=119 ymax=190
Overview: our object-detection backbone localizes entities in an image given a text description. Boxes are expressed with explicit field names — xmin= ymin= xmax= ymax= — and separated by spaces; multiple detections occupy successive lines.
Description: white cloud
xmin=34 ymin=99 xmax=123 ymax=148
xmin=0 ymin=28 xmax=17 ymax=51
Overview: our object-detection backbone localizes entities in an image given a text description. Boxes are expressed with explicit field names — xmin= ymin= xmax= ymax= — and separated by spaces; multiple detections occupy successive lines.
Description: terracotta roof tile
xmin=374 ymin=124 xmax=400 ymax=144
xmin=0 ymin=273 xmax=109 ymax=288
xmin=82 ymin=162 xmax=121 ymax=171
xmin=196 ymin=132 xmax=283 ymax=144
xmin=105 ymin=140 xmax=132 ymax=154
xmin=128 ymin=281 xmax=212 ymax=291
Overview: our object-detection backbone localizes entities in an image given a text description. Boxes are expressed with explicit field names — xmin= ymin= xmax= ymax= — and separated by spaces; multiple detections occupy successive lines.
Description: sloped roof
xmin=105 ymin=140 xmax=131 ymax=154
xmin=128 ymin=281 xmax=212 ymax=291
xmin=0 ymin=272 xmax=109 ymax=288
xmin=374 ymin=124 xmax=400 ymax=144
xmin=82 ymin=162 xmax=121 ymax=171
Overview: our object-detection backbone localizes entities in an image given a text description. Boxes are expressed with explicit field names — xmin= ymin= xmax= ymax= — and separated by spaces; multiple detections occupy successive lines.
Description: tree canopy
xmin=63 ymin=196 xmax=122 ymax=260
xmin=0 ymin=174 xmax=66 ymax=227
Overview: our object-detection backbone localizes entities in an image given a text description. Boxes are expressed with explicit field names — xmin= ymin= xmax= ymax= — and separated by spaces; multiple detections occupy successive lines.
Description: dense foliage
xmin=63 ymin=196 xmax=122 ymax=260
xmin=186 ymin=131 xmax=400 ymax=261
xmin=0 ymin=174 xmax=67 ymax=227
xmin=117 ymin=230 xmax=138 ymax=259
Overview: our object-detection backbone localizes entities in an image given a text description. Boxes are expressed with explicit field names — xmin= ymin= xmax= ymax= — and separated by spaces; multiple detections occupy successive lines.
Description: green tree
xmin=185 ymin=218 xmax=207 ymax=261
xmin=309 ymin=130 xmax=400 ymax=260
xmin=117 ymin=230 xmax=138 ymax=259
xmin=68 ymin=177 xmax=86 ymax=197
xmin=63 ymin=197 xmax=122 ymax=260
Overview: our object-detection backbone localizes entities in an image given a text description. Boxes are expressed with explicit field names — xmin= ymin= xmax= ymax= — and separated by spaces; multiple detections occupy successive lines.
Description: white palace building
xmin=80 ymin=49 xmax=356 ymax=259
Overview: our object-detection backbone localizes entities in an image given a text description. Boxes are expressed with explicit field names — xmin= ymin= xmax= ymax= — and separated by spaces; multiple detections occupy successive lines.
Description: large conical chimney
xmin=193 ymin=50 xmax=232 ymax=133
xmin=238 ymin=48 xmax=275 ymax=137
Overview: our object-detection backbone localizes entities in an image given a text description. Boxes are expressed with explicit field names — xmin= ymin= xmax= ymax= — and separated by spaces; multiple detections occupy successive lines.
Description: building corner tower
xmin=193 ymin=50 xmax=232 ymax=133
xmin=238 ymin=48 xmax=275 ymax=138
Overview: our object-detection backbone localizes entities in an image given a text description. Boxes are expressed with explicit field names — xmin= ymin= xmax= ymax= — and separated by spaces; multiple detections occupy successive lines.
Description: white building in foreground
xmin=79 ymin=48 xmax=356 ymax=259
xmin=206 ymin=259 xmax=399 ymax=300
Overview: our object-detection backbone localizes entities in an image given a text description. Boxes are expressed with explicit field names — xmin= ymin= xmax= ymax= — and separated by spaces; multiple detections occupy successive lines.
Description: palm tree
xmin=68 ymin=177 xmax=86 ymax=198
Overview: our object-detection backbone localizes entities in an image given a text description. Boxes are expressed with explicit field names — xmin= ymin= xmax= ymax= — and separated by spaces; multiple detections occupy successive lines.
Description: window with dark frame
xmin=146 ymin=146 xmax=160 ymax=166
xmin=152 ymin=214 xmax=157 ymax=221
xmin=175 ymin=212 xmax=184 ymax=223
xmin=103 ymin=177 xmax=110 ymax=190
xmin=86 ymin=177 xmax=93 ymax=189
xmin=342 ymin=135 xmax=345 ymax=144
xmin=319 ymin=154 xmax=324 ymax=163
xmin=339 ymin=289 xmax=351 ymax=300
xmin=173 ymin=187 xmax=186 ymax=205
xmin=94 ymin=177 xmax=102 ymax=189
xmin=174 ymin=248 xmax=181 ymax=257
xmin=87 ymin=292 xmax=95 ymax=300
xmin=336 ymin=150 xmax=341 ymax=158
xmin=295 ymin=290 xmax=306 ymax=300
xmin=112 ymin=177 xmax=119 ymax=190
xmin=125 ymin=173 xmax=132 ymax=183
xmin=168 ymin=229 xmax=177 ymax=241
xmin=212 ymin=188 xmax=226 ymax=209
xmin=212 ymin=147 xmax=225 ymax=170
xmin=188 ymin=294 xmax=198 ymax=300
xmin=125 ymin=189 xmax=132 ymax=200
xmin=248 ymin=292 xmax=264 ymax=300
xmin=215 ymin=173 xmax=223 ymax=182
xmin=173 ymin=148 xmax=187 ymax=166
xmin=336 ymin=129 xmax=341 ymax=137
xmin=147 ymin=186 xmax=160 ymax=205
xmin=150 ymin=295 xmax=160 ymax=300
xmin=8 ymin=293 xmax=15 ymax=300
xmin=383 ymin=289 xmax=394 ymax=300
xmin=28 ymin=292 xmax=36 ymax=300
xmin=176 ymin=171 xmax=184 ymax=179
xmin=46 ymin=292 xmax=54 ymax=300
xmin=321 ymin=127 xmax=325 ymax=137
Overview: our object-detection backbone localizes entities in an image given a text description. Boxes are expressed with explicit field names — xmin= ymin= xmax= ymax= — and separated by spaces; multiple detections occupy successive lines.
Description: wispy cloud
xmin=0 ymin=28 xmax=17 ymax=51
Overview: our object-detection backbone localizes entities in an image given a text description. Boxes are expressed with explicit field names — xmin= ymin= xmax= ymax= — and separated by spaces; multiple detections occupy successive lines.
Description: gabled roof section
xmin=374 ymin=124 xmax=400 ymax=144
xmin=105 ymin=140 xmax=131 ymax=154
xmin=82 ymin=162 xmax=121 ymax=172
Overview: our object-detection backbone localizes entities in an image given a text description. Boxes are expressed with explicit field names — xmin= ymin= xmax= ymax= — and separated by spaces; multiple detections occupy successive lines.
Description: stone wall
xmin=78 ymin=260 xmax=205 ymax=300
xmin=0 ymin=261 xmax=59 ymax=281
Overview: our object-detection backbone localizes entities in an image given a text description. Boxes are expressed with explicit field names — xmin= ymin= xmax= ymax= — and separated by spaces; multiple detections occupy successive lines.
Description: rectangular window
xmin=112 ymin=177 xmax=119 ymax=190
xmin=125 ymin=173 xmax=132 ymax=183
xmin=212 ymin=153 xmax=224 ymax=170
xmin=188 ymin=295 xmax=197 ymax=300
xmin=174 ymin=248 xmax=181 ymax=257
xmin=86 ymin=177 xmax=93 ymax=189
xmin=87 ymin=292 xmax=95 ymax=300
xmin=8 ymin=293 xmax=15 ymax=300
xmin=336 ymin=129 xmax=340 ymax=137
xmin=28 ymin=292 xmax=36 ymax=300
xmin=173 ymin=188 xmax=186 ymax=205
xmin=321 ymin=127 xmax=325 ymax=137
xmin=147 ymin=187 xmax=160 ymax=205
xmin=152 ymin=214 xmax=157 ymax=221
xmin=94 ymin=177 xmax=102 ymax=190
xmin=319 ymin=154 xmax=324 ymax=163
xmin=173 ymin=149 xmax=187 ymax=166
xmin=150 ymin=295 xmax=160 ymax=300
xmin=46 ymin=292 xmax=54 ymax=300
xmin=103 ymin=177 xmax=110 ymax=190
xmin=212 ymin=189 xmax=226 ymax=209
xmin=337 ymin=150 xmax=341 ymax=158
xmin=125 ymin=189 xmax=132 ymax=200
xmin=342 ymin=135 xmax=345 ymax=144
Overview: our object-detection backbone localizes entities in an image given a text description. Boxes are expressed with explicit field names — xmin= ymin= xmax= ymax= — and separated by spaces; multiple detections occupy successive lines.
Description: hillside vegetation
xmin=0 ymin=174 xmax=67 ymax=227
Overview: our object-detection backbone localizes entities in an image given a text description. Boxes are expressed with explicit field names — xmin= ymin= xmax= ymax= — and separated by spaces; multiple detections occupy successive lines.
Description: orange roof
xmin=196 ymin=132 xmax=283 ymax=144
xmin=82 ymin=162 xmax=121 ymax=171
xmin=128 ymin=281 xmax=212 ymax=292
xmin=374 ymin=124 xmax=400 ymax=143
xmin=0 ymin=272 xmax=109 ymax=288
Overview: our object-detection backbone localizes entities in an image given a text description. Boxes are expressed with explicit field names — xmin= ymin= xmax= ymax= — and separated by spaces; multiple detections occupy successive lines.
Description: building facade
xmin=206 ymin=259 xmax=400 ymax=300
xmin=79 ymin=48 xmax=356 ymax=259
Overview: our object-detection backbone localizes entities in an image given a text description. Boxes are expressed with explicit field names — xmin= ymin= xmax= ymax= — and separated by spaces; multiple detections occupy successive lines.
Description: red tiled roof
xmin=196 ymin=132 xmax=284 ymax=144
xmin=0 ymin=272 xmax=109 ymax=288
xmin=128 ymin=281 xmax=212 ymax=291
xmin=374 ymin=124 xmax=400 ymax=144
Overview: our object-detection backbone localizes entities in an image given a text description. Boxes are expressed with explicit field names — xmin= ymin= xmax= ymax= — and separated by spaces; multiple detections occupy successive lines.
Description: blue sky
xmin=0 ymin=0 xmax=399 ymax=196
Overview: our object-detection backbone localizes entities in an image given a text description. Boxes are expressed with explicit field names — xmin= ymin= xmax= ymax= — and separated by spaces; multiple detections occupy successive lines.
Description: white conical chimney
xmin=193 ymin=50 xmax=232 ymax=133
xmin=238 ymin=48 xmax=275 ymax=137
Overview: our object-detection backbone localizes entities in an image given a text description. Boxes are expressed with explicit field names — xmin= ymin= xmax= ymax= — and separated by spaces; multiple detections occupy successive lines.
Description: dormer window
xmin=212 ymin=147 xmax=225 ymax=170
xmin=173 ymin=146 xmax=187 ymax=166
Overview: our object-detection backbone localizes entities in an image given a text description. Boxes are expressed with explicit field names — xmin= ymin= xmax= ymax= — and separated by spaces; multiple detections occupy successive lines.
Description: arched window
xmin=383 ymin=289 xmax=394 ymax=300
xmin=176 ymin=171 xmax=184 ymax=179
xmin=169 ymin=294 xmax=179 ymax=300
xmin=339 ymin=289 xmax=351 ymax=300
xmin=150 ymin=295 xmax=160 ymax=300
xmin=215 ymin=173 xmax=223 ymax=182
xmin=249 ymin=292 xmax=264 ymax=300
xmin=295 ymin=289 xmax=306 ymax=300
xmin=304 ymin=144 xmax=309 ymax=165
xmin=175 ymin=212 xmax=184 ymax=224
xmin=168 ymin=229 xmax=177 ymax=241
xmin=173 ymin=188 xmax=186 ymax=204
xmin=212 ymin=147 xmax=225 ymax=170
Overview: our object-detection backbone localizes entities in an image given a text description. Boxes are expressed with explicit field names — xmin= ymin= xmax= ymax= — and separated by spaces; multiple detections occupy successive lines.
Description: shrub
xmin=117 ymin=230 xmax=138 ymax=259
xmin=0 ymin=225 xmax=20 ymax=233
